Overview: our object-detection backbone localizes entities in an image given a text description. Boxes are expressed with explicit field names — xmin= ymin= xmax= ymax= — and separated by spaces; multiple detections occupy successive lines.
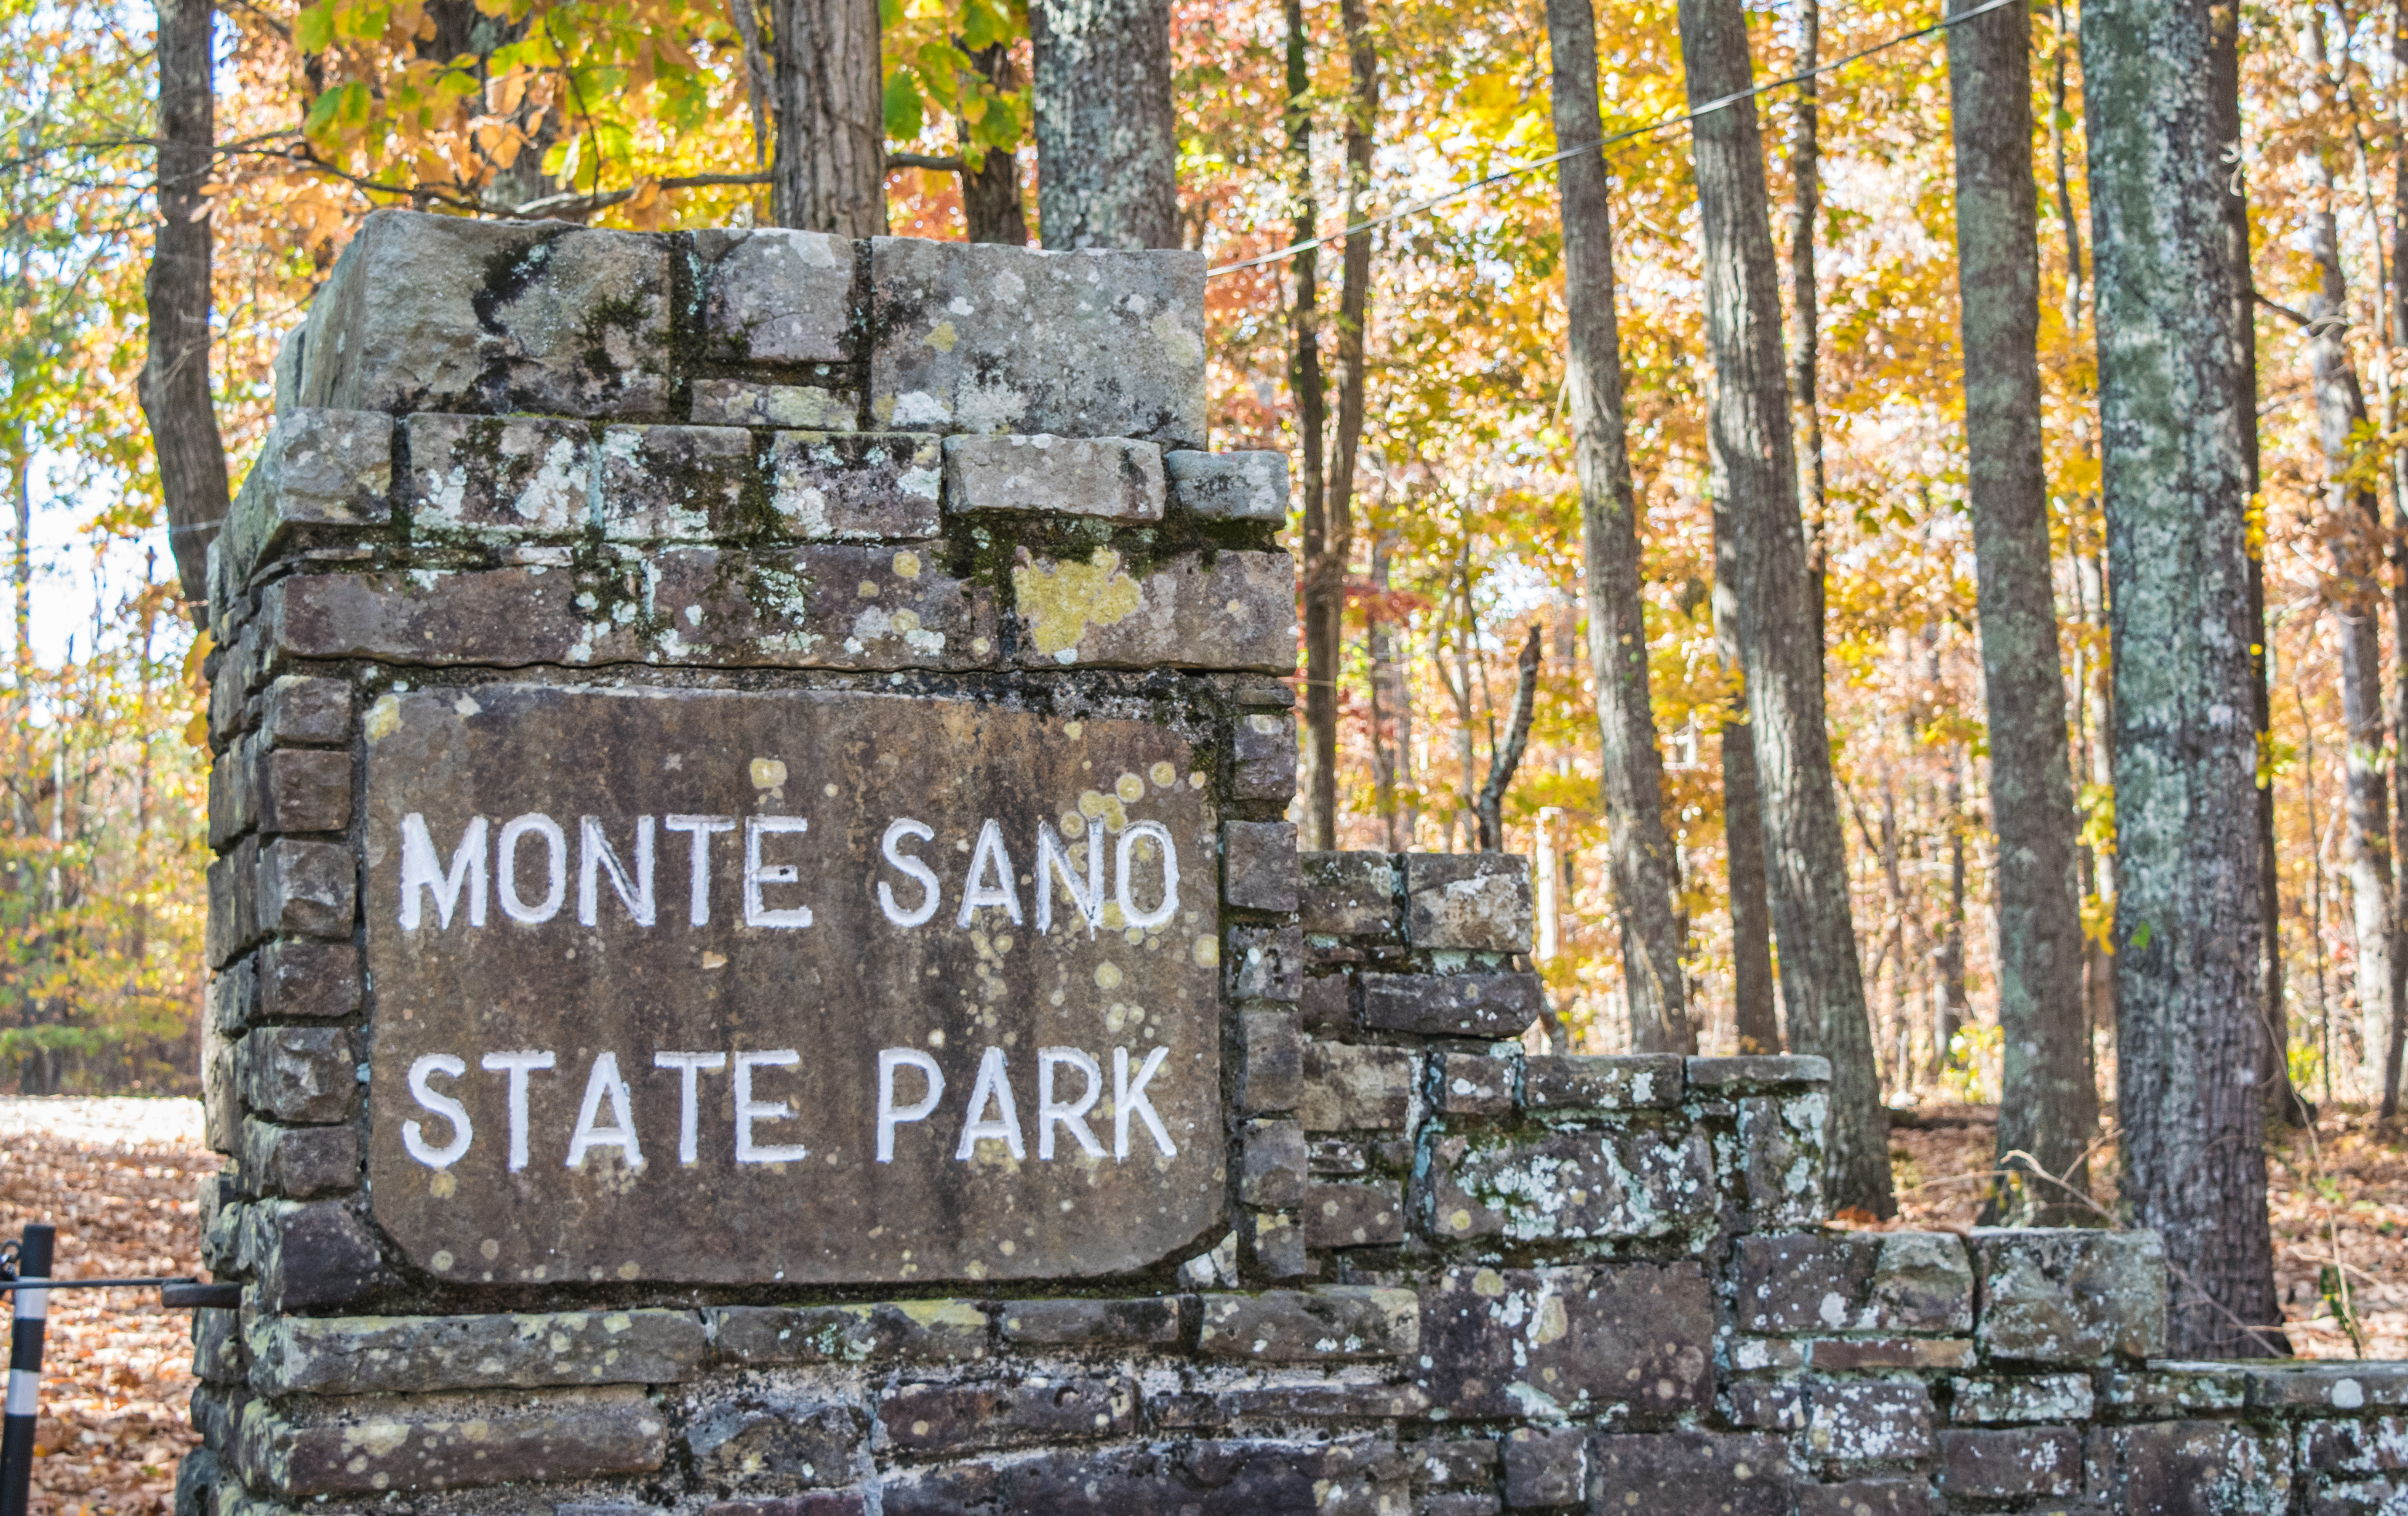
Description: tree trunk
xmin=1938 ymin=750 xmax=1970 ymax=1071
xmin=420 ymin=0 xmax=555 ymax=208
xmin=1286 ymin=0 xmax=1335 ymax=848
xmin=139 ymin=0 xmax=229 ymax=612
xmin=1947 ymin=0 xmax=2096 ymax=1223
xmin=769 ymin=0 xmax=886 ymax=235
xmin=1029 ymin=0 xmax=1178 ymax=249
xmin=1475 ymin=627 xmax=1542 ymax=851
xmin=1788 ymin=0 xmax=1827 ymax=627
xmin=2084 ymin=0 xmax=2285 ymax=1357
xmin=2391 ymin=0 xmax=2408 ymax=1112
xmin=1715 ymin=535 xmax=1781 ymax=1053
xmin=1367 ymin=532 xmax=1401 ymax=848
xmin=1546 ymin=0 xmax=1694 ymax=1054
xmin=960 ymin=44 xmax=1030 ymax=245
xmin=1676 ymin=0 xmax=1889 ymax=1214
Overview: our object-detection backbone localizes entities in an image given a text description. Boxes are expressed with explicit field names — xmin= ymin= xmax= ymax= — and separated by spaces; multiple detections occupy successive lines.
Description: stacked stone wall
xmin=184 ymin=210 xmax=2408 ymax=1516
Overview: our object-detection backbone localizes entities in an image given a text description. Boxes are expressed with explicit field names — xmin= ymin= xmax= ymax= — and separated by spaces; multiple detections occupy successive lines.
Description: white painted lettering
xmin=402 ymin=1053 xmax=472 ymax=1168
xmin=399 ymin=814 xmax=488 ymax=929
xmin=955 ymin=1046 xmax=1026 ymax=1160
xmin=480 ymin=1049 xmax=556 ymax=1172
xmin=1114 ymin=1045 xmax=1175 ymax=1158
xmin=1035 ymin=821 xmax=1105 ymax=935
xmin=1115 ymin=821 xmax=1179 ymax=930
xmin=664 ymin=814 xmax=736 ymax=925
xmin=565 ymin=1051 xmax=644 ymax=1170
xmin=733 ymin=1049 xmax=811 ymax=1163
xmin=878 ymin=818 xmax=942 ymax=927
xmin=744 ymin=816 xmax=814 ymax=929
xmin=653 ymin=1051 xmax=727 ymax=1166
xmin=1036 ymin=1047 xmax=1104 ymax=1159
xmin=956 ymin=818 xmax=1024 ymax=927
xmin=497 ymin=813 xmax=567 ymax=924
xmin=579 ymin=815 xmax=657 ymax=927
xmin=877 ymin=1048 xmax=945 ymax=1162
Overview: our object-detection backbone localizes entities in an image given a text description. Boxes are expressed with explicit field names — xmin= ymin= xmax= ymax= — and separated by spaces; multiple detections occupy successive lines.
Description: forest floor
xmin=0 ymin=1096 xmax=2402 ymax=1515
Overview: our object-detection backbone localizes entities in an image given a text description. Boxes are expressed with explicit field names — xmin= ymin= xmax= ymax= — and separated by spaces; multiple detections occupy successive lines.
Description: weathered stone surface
xmin=695 ymin=228 xmax=855 ymax=364
xmin=996 ymin=1296 xmax=1185 ymax=1348
xmin=1300 ymin=1042 xmax=1414 ymax=1131
xmin=945 ymin=433 xmax=1165 ymax=521
xmin=1196 ymin=1287 xmax=1417 ymax=1361
xmin=711 ymin=1302 xmax=989 ymax=1366
xmin=689 ymin=1401 xmax=864 ymax=1485
xmin=265 ymin=548 xmax=997 ymax=670
xmin=1688 ymin=1054 xmax=1833 ymax=1088
xmin=237 ymin=1025 xmax=354 ymax=1125
xmin=1240 ymin=1118 xmax=1307 ymax=1207
xmin=1212 ymin=1383 xmax=1433 ymax=1422
xmin=1729 ymin=1336 xmax=1807 ymax=1373
xmin=2306 ymin=1418 xmax=2408 ymax=1475
xmin=294 ymin=211 xmax=672 ymax=418
xmin=1423 ymin=1124 xmax=1715 ymax=1244
xmin=2106 ymin=1364 xmax=2251 ymax=1414
xmin=1736 ymin=1090 xmax=1829 ymax=1230
xmin=247 ymin=1199 xmax=385 ymax=1312
xmin=766 ymin=432 xmax=943 ymax=539
xmin=193 ymin=1307 xmax=245 ymax=1385
xmin=1404 ymin=853 xmax=1532 ymax=952
xmin=598 ymin=424 xmax=753 ymax=540
xmin=1240 ymin=1006 xmax=1304 ymax=1112
xmin=2091 ymin=1421 xmax=2292 ymax=1514
xmin=2309 ymin=1482 xmax=2408 ymax=1516
xmin=881 ymin=1377 xmax=1136 ymax=1456
xmin=1420 ymin=1494 xmax=1502 ymax=1516
xmin=1805 ymin=1380 xmax=1937 ymax=1465
xmin=260 ymin=675 xmax=351 ymax=748
xmin=2248 ymin=1364 xmax=2408 ymax=1411
xmin=882 ymin=1438 xmax=1407 ymax=1516
xmin=1939 ymin=1428 xmax=2081 ymax=1497
xmin=228 ymin=409 xmax=394 ymax=573
xmin=1434 ymin=1051 xmax=1515 ymax=1114
xmin=1233 ymin=710 xmax=1299 ymax=801
xmin=693 ymin=379 xmax=858 ymax=430
xmin=1252 ymin=1208 xmax=1307 ymax=1279
xmin=1520 ymin=1053 xmax=1682 ymax=1111
xmin=1228 ymin=925 xmax=1305 ymax=1002
xmin=231 ymin=1385 xmax=666 ymax=1496
xmin=241 ymin=1119 xmax=359 ymax=1199
xmin=257 ymin=938 xmax=361 ymax=1023
xmin=252 ymin=1308 xmax=706 ymax=1395
xmin=1725 ymin=1382 xmax=1806 ymax=1431
xmin=1223 ymin=820 xmax=1300 ymax=912
xmin=1165 ymin=450 xmax=1288 ymax=522
xmin=1411 ymin=1438 xmax=1499 ymax=1492
xmin=1949 ymin=1372 xmax=2095 ymax=1424
xmin=1416 ymin=1264 xmax=1712 ymax=1421
xmin=1971 ymin=1228 xmax=2167 ymax=1362
xmin=1803 ymin=1337 xmax=1973 ymax=1371
xmin=362 ymin=685 xmax=1221 ymax=1285
xmin=1587 ymin=1433 xmax=1793 ymax=1515
xmin=1301 ymin=852 xmax=1400 ymax=937
xmin=1734 ymin=1232 xmax=1973 ymax=1335
xmin=207 ymin=736 xmax=259 ymax=848
xmin=1796 ymin=1477 xmax=1937 ymax=1516
xmin=255 ymin=838 xmax=354 ymax=939
xmin=406 ymin=414 xmax=594 ymax=537
xmin=256 ymin=748 xmax=351 ymax=835
xmin=201 ymin=1025 xmax=238 ymax=1155
xmin=206 ymin=837 xmax=259 ymax=968
xmin=868 ymin=238 xmax=1206 ymax=447
xmin=1502 ymin=1426 xmax=1585 ymax=1508
xmin=1301 ymin=972 xmax=1354 ymax=1032
xmin=1011 ymin=548 xmax=1295 ymax=673
xmin=1362 ymin=971 xmax=1543 ymax=1038
xmin=1306 ymin=1180 xmax=1403 ymax=1248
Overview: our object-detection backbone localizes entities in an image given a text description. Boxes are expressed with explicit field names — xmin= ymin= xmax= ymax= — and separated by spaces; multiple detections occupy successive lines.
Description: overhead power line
xmin=1205 ymin=0 xmax=2018 ymax=279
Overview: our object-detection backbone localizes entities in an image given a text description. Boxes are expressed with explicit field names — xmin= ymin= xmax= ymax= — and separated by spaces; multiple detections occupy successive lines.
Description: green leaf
xmin=301 ymin=80 xmax=372 ymax=148
xmin=293 ymin=3 xmax=334 ymax=52
xmin=883 ymin=69 xmax=925 ymax=141
xmin=2129 ymin=920 xmax=2153 ymax=952
xmin=332 ymin=1 xmax=389 ymax=41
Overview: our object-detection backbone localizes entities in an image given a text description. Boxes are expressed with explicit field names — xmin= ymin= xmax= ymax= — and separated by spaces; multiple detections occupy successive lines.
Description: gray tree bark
xmin=139 ymin=0 xmax=229 ymax=610
xmin=1945 ymin=0 xmax=2095 ymax=1223
xmin=1285 ymin=0 xmax=1335 ymax=849
xmin=960 ymin=44 xmax=1030 ymax=245
xmin=1676 ymin=0 xmax=1889 ymax=1213
xmin=1030 ymin=0 xmax=1178 ymax=249
xmin=2392 ymin=0 xmax=2408 ymax=1114
xmin=770 ymin=0 xmax=887 ymax=235
xmin=1545 ymin=0 xmax=1693 ymax=1054
xmin=2084 ymin=0 xmax=2286 ymax=1357
xmin=1788 ymin=0 xmax=1827 ymax=627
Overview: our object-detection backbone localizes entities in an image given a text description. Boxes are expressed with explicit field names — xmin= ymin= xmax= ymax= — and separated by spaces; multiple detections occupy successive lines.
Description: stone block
xmin=1302 ymin=852 xmax=1400 ymax=937
xmin=880 ymin=1376 xmax=1136 ymax=1455
xmin=1729 ymin=1336 xmax=1806 ymax=1373
xmin=207 ymin=735 xmax=257 ymax=848
xmin=2307 ymin=1418 xmax=2408 ymax=1475
xmin=1804 ymin=1337 xmax=1973 ymax=1371
xmin=1520 ymin=1053 xmax=1682 ymax=1111
xmin=2310 ymin=1482 xmax=2408 ymax=1516
xmin=1420 ymin=1496 xmax=1502 ymax=1516
xmin=766 ymin=432 xmax=944 ymax=539
xmin=1502 ymin=1426 xmax=1585 ymax=1509
xmin=249 ymin=1200 xmax=385 ymax=1313
xmin=293 ymin=211 xmax=672 ymax=418
xmin=688 ymin=1401 xmax=864 ymax=1485
xmin=208 ymin=647 xmax=252 ymax=749
xmin=1241 ymin=1006 xmax=1304 ymax=1112
xmin=1416 ymin=1264 xmax=1712 ymax=1421
xmin=255 ymin=748 xmax=351 ymax=835
xmin=1587 ymin=1433 xmax=1794 ymax=1516
xmin=1213 ymin=1383 xmax=1433 ymax=1421
xmin=256 ymin=939 xmax=361 ymax=1022
xmin=1228 ymin=925 xmax=1305 ymax=1002
xmin=1239 ymin=1118 xmax=1307 ymax=1207
xmin=1687 ymin=1053 xmax=1834 ymax=1088
xmin=1949 ymin=1372 xmax=2096 ymax=1424
xmin=1737 ymin=1090 xmax=1830 ymax=1229
xmin=1796 ymin=1478 xmax=1936 ymax=1516
xmin=1362 ymin=970 xmax=1544 ymax=1037
xmin=236 ymin=1025 xmax=354 ymax=1124
xmin=1404 ymin=852 xmax=1532 ymax=951
xmin=693 ymin=378 xmax=858 ymax=430
xmin=230 ymin=1385 xmax=665 ymax=1497
xmin=1011 ymin=548 xmax=1295 ymax=674
xmin=240 ymin=1119 xmax=358 ymax=1199
xmin=1300 ymin=1041 xmax=1414 ymax=1131
xmin=2249 ymin=1364 xmax=2408 ymax=1411
xmin=193 ymin=1308 xmax=245 ymax=1390
xmin=598 ymin=423 xmax=754 ymax=540
xmin=227 ymin=409 xmax=393 ymax=574
xmin=1725 ymin=1382 xmax=1806 ymax=1431
xmin=252 ymin=1308 xmax=707 ymax=1395
xmin=206 ymin=957 xmax=255 ymax=1039
xmin=710 ymin=1301 xmax=990 ymax=1366
xmin=1233 ymin=709 xmax=1298 ymax=801
xmin=1805 ymin=1380 xmax=1937 ymax=1465
xmin=1306 ymin=1180 xmax=1404 ymax=1248
xmin=695 ymin=227 xmax=856 ymax=364
xmin=1734 ymin=1232 xmax=1973 ymax=1335
xmin=1412 ymin=1438 xmax=1499 ymax=1492
xmin=259 ymin=676 xmax=350 ymax=748
xmin=206 ymin=836 xmax=259 ymax=968
xmin=254 ymin=838 xmax=350 ymax=942
xmin=1166 ymin=449 xmax=1289 ymax=521
xmin=995 ymin=1296 xmax=1186 ymax=1348
xmin=405 ymin=414 xmax=594 ymax=536
xmin=2106 ymin=1363 xmax=2251 ymax=1413
xmin=2090 ymin=1421 xmax=2293 ymax=1513
xmin=1423 ymin=1125 xmax=1715 ymax=1244
xmin=1195 ymin=1286 xmax=1418 ymax=1361
xmin=201 ymin=1024 xmax=240 ymax=1155
xmin=1250 ymin=1208 xmax=1306 ymax=1279
xmin=882 ymin=1438 xmax=1407 ymax=1516
xmin=1434 ymin=1051 xmax=1515 ymax=1114
xmin=945 ymin=433 xmax=1165 ymax=520
xmin=1223 ymin=820 xmax=1301 ymax=912
xmin=1971 ymin=1228 xmax=2167 ymax=1362
xmin=1301 ymin=972 xmax=1355 ymax=1032
xmin=868 ymin=237 xmax=1206 ymax=447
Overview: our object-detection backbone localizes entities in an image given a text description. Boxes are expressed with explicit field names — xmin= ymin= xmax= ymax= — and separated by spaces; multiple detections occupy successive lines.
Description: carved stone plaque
xmin=361 ymin=684 xmax=1225 ymax=1285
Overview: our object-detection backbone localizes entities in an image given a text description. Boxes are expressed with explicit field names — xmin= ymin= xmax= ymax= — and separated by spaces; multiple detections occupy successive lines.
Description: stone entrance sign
xmin=362 ymin=684 xmax=1223 ymax=1284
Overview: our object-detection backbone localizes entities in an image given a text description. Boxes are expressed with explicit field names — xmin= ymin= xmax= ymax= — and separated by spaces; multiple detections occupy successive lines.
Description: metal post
xmin=0 ymin=1224 xmax=53 ymax=1516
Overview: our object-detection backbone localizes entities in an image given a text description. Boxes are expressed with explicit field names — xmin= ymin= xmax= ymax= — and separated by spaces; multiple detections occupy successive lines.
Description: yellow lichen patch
xmin=365 ymin=693 xmax=404 ymax=743
xmin=1151 ymin=760 xmax=1177 ymax=788
xmin=892 ymin=549 xmax=921 ymax=579
xmin=1116 ymin=772 xmax=1145 ymax=803
xmin=1012 ymin=548 xmax=1144 ymax=660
